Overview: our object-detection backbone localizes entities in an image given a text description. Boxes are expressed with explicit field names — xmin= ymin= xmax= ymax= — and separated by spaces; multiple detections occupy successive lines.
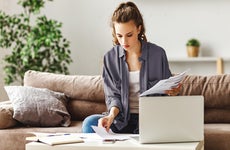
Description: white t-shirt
xmin=129 ymin=71 xmax=140 ymax=114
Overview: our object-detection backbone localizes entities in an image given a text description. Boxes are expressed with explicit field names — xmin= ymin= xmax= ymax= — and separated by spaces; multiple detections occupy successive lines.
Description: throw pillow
xmin=4 ymin=86 xmax=71 ymax=127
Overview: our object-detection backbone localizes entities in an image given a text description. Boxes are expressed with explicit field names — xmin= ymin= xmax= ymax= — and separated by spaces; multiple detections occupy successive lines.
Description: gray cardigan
xmin=102 ymin=41 xmax=172 ymax=130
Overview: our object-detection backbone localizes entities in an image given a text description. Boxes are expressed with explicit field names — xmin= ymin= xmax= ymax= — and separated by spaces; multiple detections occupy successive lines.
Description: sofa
xmin=0 ymin=70 xmax=229 ymax=150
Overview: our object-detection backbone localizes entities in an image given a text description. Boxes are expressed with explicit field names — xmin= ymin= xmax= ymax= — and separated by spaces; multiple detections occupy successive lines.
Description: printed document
xmin=140 ymin=69 xmax=190 ymax=97
xmin=91 ymin=126 xmax=131 ymax=140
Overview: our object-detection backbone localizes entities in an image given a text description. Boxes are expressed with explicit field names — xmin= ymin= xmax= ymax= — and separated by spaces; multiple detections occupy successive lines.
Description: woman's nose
xmin=122 ymin=37 xmax=127 ymax=44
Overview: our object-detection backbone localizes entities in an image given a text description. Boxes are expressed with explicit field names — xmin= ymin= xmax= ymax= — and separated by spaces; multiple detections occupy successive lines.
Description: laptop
xmin=138 ymin=95 xmax=204 ymax=144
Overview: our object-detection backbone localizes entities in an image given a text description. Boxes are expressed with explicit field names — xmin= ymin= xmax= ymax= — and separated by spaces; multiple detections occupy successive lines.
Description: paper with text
xmin=140 ymin=69 xmax=190 ymax=96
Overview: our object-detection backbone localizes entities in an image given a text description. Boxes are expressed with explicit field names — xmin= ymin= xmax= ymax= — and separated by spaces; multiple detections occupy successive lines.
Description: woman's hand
xmin=98 ymin=115 xmax=115 ymax=132
xmin=98 ymin=107 xmax=119 ymax=132
xmin=165 ymin=83 xmax=182 ymax=96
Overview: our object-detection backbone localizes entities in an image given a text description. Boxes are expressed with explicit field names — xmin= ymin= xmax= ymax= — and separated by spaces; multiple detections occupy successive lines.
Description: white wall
xmin=1 ymin=0 xmax=230 ymax=101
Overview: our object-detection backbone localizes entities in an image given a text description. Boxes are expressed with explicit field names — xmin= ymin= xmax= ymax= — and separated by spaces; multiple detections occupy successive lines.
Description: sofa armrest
xmin=0 ymin=101 xmax=18 ymax=129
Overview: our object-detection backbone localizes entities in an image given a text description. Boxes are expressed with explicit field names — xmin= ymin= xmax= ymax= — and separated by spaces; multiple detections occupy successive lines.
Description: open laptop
xmin=138 ymin=95 xmax=204 ymax=144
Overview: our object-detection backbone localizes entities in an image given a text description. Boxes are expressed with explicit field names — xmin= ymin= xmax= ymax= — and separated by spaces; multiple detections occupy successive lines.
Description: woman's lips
xmin=123 ymin=45 xmax=130 ymax=49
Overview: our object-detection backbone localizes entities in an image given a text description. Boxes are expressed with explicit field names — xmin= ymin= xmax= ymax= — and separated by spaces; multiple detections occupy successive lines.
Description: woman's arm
xmin=102 ymin=51 xmax=123 ymax=114
xmin=101 ymin=51 xmax=123 ymax=132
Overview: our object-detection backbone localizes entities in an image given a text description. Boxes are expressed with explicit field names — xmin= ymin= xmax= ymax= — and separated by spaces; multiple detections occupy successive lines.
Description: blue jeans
xmin=82 ymin=114 xmax=104 ymax=133
xmin=82 ymin=114 xmax=139 ymax=134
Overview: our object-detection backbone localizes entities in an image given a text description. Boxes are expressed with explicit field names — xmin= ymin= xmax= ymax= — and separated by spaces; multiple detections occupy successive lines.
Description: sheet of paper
xmin=91 ymin=126 xmax=130 ymax=140
xmin=140 ymin=69 xmax=190 ymax=96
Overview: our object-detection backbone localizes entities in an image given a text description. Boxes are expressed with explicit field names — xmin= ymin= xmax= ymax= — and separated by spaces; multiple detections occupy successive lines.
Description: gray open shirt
xmin=102 ymin=40 xmax=172 ymax=130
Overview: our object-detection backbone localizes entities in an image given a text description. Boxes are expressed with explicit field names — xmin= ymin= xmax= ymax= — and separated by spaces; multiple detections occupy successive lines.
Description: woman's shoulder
xmin=141 ymin=41 xmax=166 ymax=57
xmin=145 ymin=41 xmax=165 ymax=52
xmin=104 ymin=45 xmax=121 ymax=57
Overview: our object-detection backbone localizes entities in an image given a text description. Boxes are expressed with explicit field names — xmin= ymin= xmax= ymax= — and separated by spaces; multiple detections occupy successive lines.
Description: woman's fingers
xmin=165 ymin=83 xmax=182 ymax=96
xmin=98 ymin=116 xmax=112 ymax=132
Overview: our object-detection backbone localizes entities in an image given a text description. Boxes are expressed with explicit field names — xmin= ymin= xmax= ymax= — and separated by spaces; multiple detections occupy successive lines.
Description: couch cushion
xmin=24 ymin=70 xmax=105 ymax=102
xmin=205 ymin=109 xmax=230 ymax=123
xmin=204 ymin=124 xmax=230 ymax=150
xmin=180 ymin=74 xmax=230 ymax=109
xmin=202 ymin=74 xmax=230 ymax=108
xmin=68 ymin=100 xmax=107 ymax=121
xmin=0 ymin=101 xmax=18 ymax=129
xmin=180 ymin=75 xmax=205 ymax=96
xmin=4 ymin=86 xmax=71 ymax=127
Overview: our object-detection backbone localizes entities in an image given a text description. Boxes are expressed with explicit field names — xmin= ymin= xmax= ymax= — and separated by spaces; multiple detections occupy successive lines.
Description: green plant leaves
xmin=0 ymin=0 xmax=72 ymax=85
xmin=18 ymin=0 xmax=53 ymax=14
xmin=186 ymin=38 xmax=200 ymax=47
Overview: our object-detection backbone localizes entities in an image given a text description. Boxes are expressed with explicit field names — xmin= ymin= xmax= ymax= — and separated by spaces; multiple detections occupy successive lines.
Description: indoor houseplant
xmin=0 ymin=0 xmax=72 ymax=85
xmin=186 ymin=38 xmax=200 ymax=57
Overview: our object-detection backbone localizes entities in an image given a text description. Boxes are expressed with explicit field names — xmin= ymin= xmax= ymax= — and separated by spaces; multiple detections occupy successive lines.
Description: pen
xmin=47 ymin=133 xmax=70 ymax=137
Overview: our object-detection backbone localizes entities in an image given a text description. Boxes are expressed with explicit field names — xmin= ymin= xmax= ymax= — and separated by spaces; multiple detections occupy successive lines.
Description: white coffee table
xmin=26 ymin=133 xmax=204 ymax=150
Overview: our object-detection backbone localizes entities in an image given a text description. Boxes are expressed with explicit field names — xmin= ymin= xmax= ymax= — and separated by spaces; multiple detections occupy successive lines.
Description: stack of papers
xmin=140 ymin=69 xmax=190 ymax=97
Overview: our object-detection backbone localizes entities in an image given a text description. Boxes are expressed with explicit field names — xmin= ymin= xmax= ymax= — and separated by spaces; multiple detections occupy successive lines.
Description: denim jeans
xmin=82 ymin=114 xmax=139 ymax=134
xmin=82 ymin=114 xmax=104 ymax=133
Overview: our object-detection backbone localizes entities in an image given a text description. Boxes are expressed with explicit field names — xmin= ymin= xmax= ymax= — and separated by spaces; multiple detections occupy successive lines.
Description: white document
xmin=140 ymin=69 xmax=190 ymax=97
xmin=91 ymin=126 xmax=130 ymax=140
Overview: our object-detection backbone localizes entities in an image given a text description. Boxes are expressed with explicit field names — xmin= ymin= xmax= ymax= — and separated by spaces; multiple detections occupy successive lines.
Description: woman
xmin=82 ymin=1 xmax=180 ymax=134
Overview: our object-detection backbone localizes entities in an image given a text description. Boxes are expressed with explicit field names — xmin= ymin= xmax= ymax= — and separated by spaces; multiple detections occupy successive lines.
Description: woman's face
xmin=114 ymin=20 xmax=141 ymax=51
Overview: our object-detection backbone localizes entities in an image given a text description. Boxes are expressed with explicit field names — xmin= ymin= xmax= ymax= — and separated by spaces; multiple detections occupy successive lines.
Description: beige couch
xmin=0 ymin=70 xmax=229 ymax=150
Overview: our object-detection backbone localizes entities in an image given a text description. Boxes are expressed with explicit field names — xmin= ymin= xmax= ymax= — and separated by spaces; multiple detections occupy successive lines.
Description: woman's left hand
xmin=165 ymin=83 xmax=182 ymax=96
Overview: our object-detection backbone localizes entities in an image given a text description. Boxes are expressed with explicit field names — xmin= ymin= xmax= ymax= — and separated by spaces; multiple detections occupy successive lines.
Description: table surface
xmin=26 ymin=133 xmax=204 ymax=150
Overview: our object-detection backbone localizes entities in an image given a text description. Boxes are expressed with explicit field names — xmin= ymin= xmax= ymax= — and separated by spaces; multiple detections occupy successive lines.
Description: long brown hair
xmin=111 ymin=1 xmax=147 ymax=45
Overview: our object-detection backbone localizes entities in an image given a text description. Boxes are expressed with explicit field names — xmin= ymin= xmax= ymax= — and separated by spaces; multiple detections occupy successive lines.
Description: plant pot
xmin=187 ymin=46 xmax=199 ymax=57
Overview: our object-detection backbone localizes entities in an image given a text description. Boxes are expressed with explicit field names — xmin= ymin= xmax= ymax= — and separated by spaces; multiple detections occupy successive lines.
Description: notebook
xmin=138 ymin=95 xmax=204 ymax=144
xmin=26 ymin=133 xmax=84 ymax=145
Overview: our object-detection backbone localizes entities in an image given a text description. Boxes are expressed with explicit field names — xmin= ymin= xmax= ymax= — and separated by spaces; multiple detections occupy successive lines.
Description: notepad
xmin=37 ymin=134 xmax=84 ymax=145
xmin=26 ymin=132 xmax=84 ymax=145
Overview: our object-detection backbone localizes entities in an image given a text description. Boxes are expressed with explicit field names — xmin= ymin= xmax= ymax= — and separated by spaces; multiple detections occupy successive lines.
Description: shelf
xmin=168 ymin=57 xmax=218 ymax=62
xmin=168 ymin=57 xmax=224 ymax=74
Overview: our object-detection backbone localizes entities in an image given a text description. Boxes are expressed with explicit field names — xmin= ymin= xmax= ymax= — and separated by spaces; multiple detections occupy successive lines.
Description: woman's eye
xmin=127 ymin=34 xmax=133 ymax=37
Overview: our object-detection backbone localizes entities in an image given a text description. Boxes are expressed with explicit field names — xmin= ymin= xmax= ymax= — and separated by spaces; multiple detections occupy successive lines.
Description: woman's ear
xmin=138 ymin=25 xmax=142 ymax=34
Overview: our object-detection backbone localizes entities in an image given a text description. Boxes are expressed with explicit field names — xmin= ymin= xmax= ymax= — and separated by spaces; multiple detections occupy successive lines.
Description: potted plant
xmin=0 ymin=0 xmax=72 ymax=85
xmin=186 ymin=38 xmax=200 ymax=57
